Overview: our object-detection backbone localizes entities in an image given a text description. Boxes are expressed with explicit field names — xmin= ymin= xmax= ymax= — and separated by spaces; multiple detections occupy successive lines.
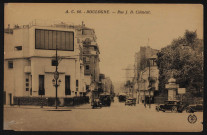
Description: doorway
xmin=9 ymin=93 xmax=12 ymax=105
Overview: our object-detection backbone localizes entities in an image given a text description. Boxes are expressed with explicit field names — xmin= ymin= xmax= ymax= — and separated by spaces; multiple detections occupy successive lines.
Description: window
xmin=76 ymin=80 xmax=79 ymax=87
xmin=76 ymin=80 xmax=79 ymax=91
xmin=65 ymin=76 xmax=71 ymax=95
xmin=15 ymin=46 xmax=22 ymax=51
xmin=83 ymin=57 xmax=86 ymax=63
xmin=8 ymin=61 xmax=13 ymax=69
xmin=26 ymin=88 xmax=29 ymax=91
xmin=26 ymin=78 xmax=29 ymax=82
xmin=86 ymin=57 xmax=90 ymax=62
xmin=35 ymin=29 xmax=74 ymax=51
xmin=86 ymin=65 xmax=89 ymax=70
xmin=86 ymin=85 xmax=89 ymax=91
xmin=51 ymin=59 xmax=58 ymax=66
xmin=39 ymin=75 xmax=45 ymax=95
xmin=30 ymin=75 xmax=32 ymax=96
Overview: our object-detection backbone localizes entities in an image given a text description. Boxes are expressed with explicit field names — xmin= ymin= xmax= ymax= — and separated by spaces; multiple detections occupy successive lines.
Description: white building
xmin=4 ymin=22 xmax=86 ymax=105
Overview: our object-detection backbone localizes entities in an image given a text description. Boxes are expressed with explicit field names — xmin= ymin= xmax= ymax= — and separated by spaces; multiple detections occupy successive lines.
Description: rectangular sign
xmin=178 ymin=88 xmax=186 ymax=94
xmin=165 ymin=84 xmax=179 ymax=89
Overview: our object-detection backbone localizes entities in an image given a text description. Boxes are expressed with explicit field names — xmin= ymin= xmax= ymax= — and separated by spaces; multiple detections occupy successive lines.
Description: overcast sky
xmin=5 ymin=3 xmax=203 ymax=84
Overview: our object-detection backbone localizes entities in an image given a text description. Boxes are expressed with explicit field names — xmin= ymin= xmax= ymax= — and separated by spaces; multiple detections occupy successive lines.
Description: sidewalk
xmin=4 ymin=103 xmax=91 ymax=110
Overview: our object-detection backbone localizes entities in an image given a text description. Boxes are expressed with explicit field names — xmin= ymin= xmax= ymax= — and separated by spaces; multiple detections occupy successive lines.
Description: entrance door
xmin=39 ymin=75 xmax=45 ymax=95
xmin=65 ymin=76 xmax=71 ymax=95
xmin=9 ymin=93 xmax=12 ymax=105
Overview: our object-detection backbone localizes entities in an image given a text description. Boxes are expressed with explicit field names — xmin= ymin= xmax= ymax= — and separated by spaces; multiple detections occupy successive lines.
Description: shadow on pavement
xmin=45 ymin=110 xmax=72 ymax=111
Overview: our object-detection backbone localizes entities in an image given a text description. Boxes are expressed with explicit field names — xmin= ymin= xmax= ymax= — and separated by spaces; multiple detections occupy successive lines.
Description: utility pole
xmin=137 ymin=78 xmax=139 ymax=104
xmin=52 ymin=44 xmax=60 ymax=109
xmin=55 ymin=45 xmax=58 ymax=109
xmin=148 ymin=59 xmax=151 ymax=109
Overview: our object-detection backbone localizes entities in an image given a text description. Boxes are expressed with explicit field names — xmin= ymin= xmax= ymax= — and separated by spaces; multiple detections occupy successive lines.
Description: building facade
xmin=4 ymin=22 xmax=86 ymax=105
xmin=74 ymin=22 xmax=101 ymax=98
xmin=134 ymin=46 xmax=159 ymax=104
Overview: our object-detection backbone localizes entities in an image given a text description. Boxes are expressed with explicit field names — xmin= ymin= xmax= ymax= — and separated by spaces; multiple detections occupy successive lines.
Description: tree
xmin=156 ymin=30 xmax=203 ymax=97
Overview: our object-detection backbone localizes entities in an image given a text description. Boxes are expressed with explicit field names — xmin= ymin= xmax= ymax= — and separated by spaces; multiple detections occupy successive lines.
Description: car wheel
xmin=171 ymin=106 xmax=178 ymax=113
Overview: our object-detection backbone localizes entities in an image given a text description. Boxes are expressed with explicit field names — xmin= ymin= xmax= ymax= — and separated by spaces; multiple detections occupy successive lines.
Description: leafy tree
xmin=156 ymin=30 xmax=203 ymax=97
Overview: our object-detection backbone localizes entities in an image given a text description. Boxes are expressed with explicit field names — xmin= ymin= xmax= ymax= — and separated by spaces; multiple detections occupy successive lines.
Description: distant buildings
xmin=124 ymin=64 xmax=135 ymax=98
xmin=3 ymin=21 xmax=109 ymax=106
xmin=133 ymin=46 xmax=159 ymax=104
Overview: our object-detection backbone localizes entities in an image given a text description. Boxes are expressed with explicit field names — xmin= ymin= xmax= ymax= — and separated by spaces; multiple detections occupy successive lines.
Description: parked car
xmin=91 ymin=98 xmax=102 ymax=109
xmin=156 ymin=100 xmax=186 ymax=113
xmin=186 ymin=100 xmax=203 ymax=113
xmin=125 ymin=98 xmax=136 ymax=106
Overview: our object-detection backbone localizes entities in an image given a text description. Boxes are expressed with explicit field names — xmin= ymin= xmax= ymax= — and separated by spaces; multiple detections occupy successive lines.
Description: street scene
xmin=3 ymin=3 xmax=204 ymax=132
xmin=4 ymin=98 xmax=203 ymax=131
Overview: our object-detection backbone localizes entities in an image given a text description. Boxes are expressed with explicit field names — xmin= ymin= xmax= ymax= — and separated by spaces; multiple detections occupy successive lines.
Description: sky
xmin=4 ymin=3 xmax=203 ymax=84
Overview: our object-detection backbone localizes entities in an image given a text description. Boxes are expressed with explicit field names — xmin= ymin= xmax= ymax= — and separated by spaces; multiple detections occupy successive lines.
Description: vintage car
xmin=118 ymin=93 xmax=127 ymax=102
xmin=91 ymin=98 xmax=102 ymax=109
xmin=99 ymin=93 xmax=111 ymax=106
xmin=125 ymin=98 xmax=136 ymax=106
xmin=156 ymin=100 xmax=186 ymax=113
xmin=186 ymin=100 xmax=203 ymax=113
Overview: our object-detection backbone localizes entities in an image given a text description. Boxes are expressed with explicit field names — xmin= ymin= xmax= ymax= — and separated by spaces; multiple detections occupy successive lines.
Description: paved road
xmin=4 ymin=98 xmax=203 ymax=131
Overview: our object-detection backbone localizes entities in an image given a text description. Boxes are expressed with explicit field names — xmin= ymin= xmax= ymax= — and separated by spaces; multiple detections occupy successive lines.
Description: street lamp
xmin=51 ymin=44 xmax=62 ymax=109
xmin=52 ymin=79 xmax=61 ymax=86
xmin=52 ymin=75 xmax=61 ymax=109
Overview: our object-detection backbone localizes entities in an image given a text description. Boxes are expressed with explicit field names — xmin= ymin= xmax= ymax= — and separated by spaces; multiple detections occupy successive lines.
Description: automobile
xmin=125 ymin=98 xmax=136 ymax=106
xmin=186 ymin=100 xmax=203 ymax=113
xmin=91 ymin=98 xmax=102 ymax=109
xmin=156 ymin=100 xmax=186 ymax=113
xmin=118 ymin=93 xmax=127 ymax=102
xmin=99 ymin=93 xmax=111 ymax=106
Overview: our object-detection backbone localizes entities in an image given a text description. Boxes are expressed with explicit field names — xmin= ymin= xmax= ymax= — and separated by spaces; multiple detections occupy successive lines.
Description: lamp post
xmin=52 ymin=45 xmax=61 ymax=109
xmin=52 ymin=78 xmax=61 ymax=109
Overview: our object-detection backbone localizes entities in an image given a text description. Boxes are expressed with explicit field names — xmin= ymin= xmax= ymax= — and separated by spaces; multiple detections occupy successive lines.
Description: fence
xmin=13 ymin=96 xmax=90 ymax=107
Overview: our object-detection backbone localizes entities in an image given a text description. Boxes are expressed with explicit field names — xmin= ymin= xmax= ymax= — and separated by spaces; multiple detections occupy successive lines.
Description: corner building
xmin=4 ymin=22 xmax=86 ymax=105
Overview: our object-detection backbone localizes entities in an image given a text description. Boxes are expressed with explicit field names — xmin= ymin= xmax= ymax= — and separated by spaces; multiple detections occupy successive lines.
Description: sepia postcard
xmin=3 ymin=3 xmax=204 ymax=132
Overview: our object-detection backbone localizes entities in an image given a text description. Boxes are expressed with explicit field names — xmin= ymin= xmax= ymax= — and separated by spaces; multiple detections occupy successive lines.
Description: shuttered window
xmin=35 ymin=29 xmax=74 ymax=51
